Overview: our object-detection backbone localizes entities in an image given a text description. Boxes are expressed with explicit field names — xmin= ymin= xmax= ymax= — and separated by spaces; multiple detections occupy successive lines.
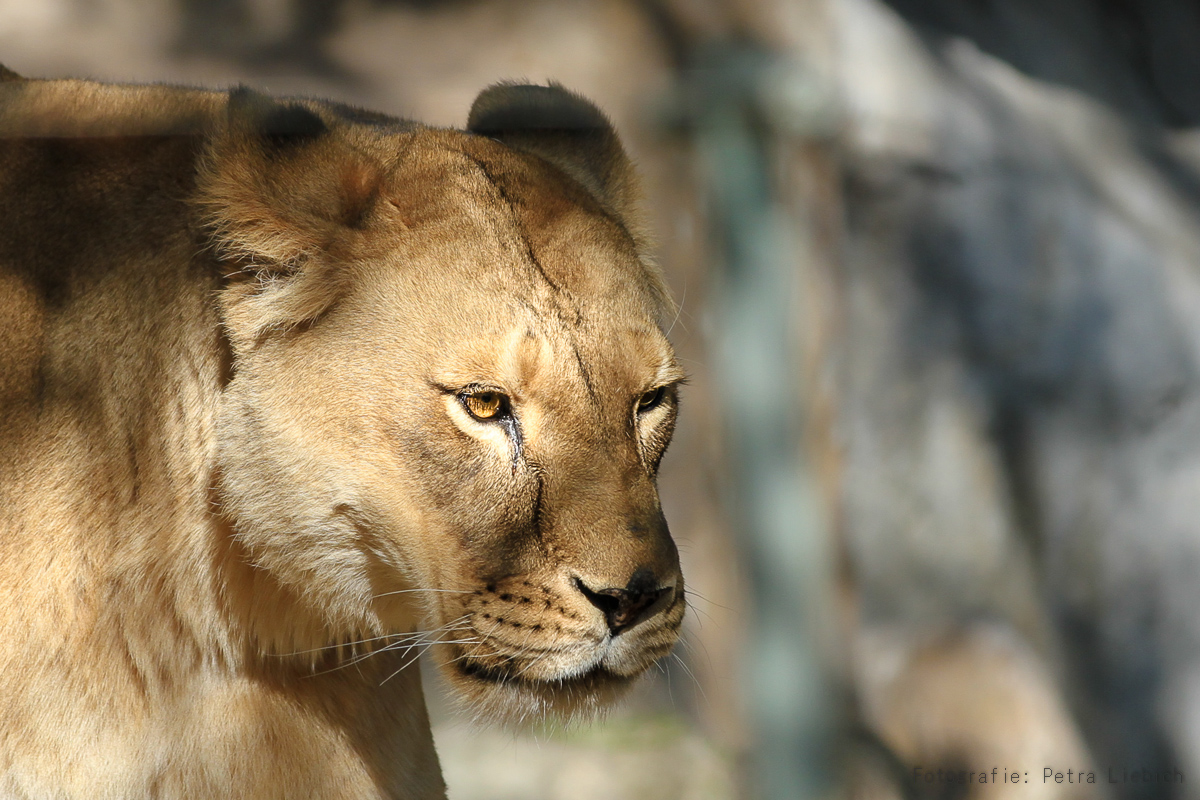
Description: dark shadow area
xmin=858 ymin=4 xmax=1200 ymax=797
xmin=883 ymin=0 xmax=1200 ymax=127
xmin=173 ymin=0 xmax=480 ymax=81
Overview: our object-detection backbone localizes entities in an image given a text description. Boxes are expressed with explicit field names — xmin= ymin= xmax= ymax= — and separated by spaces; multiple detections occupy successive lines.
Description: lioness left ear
xmin=467 ymin=83 xmax=675 ymax=322
xmin=467 ymin=83 xmax=641 ymax=225
xmin=199 ymin=87 xmax=385 ymax=348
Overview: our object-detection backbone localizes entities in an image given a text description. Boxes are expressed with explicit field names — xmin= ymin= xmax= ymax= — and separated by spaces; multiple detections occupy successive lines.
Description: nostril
xmin=612 ymin=587 xmax=668 ymax=633
xmin=574 ymin=578 xmax=621 ymax=615
xmin=574 ymin=577 xmax=672 ymax=636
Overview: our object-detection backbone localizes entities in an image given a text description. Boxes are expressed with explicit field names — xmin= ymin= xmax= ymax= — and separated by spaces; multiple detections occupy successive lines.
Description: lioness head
xmin=202 ymin=84 xmax=684 ymax=720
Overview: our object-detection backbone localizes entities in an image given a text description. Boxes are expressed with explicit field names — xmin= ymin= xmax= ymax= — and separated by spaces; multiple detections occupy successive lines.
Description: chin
xmin=433 ymin=644 xmax=645 ymax=726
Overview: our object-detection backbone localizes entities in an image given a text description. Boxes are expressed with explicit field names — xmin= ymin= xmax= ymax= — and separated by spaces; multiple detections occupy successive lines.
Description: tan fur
xmin=0 ymin=70 xmax=684 ymax=799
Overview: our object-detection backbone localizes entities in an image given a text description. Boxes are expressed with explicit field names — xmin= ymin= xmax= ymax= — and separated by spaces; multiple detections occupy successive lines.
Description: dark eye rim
xmin=636 ymin=385 xmax=670 ymax=414
xmin=458 ymin=388 xmax=512 ymax=422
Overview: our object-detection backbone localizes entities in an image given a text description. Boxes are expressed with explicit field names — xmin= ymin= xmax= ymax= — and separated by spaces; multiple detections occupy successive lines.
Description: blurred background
xmin=6 ymin=1 xmax=1200 ymax=798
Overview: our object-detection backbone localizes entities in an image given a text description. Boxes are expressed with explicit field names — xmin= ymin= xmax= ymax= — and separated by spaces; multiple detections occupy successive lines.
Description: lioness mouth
xmin=456 ymin=658 xmax=618 ymax=690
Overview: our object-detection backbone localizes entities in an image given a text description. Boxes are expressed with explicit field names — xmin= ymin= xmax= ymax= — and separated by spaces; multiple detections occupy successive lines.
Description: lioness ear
xmin=467 ymin=83 xmax=640 ymax=224
xmin=468 ymin=83 xmax=674 ymax=322
xmin=199 ymin=87 xmax=384 ymax=348
xmin=0 ymin=64 xmax=22 ymax=82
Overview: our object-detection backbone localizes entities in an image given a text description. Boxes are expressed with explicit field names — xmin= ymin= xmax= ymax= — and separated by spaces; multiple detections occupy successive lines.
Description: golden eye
xmin=462 ymin=391 xmax=505 ymax=421
xmin=638 ymin=386 xmax=666 ymax=413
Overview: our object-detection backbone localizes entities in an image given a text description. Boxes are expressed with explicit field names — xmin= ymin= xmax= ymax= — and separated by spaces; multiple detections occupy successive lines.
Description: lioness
xmin=0 ymin=65 xmax=684 ymax=799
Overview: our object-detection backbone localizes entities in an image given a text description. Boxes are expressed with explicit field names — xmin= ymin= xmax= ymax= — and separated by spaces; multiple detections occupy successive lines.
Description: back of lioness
xmin=0 ymin=69 xmax=684 ymax=799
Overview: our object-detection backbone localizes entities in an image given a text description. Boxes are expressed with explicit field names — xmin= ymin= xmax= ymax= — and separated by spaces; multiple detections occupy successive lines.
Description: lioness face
xmin=214 ymin=118 xmax=684 ymax=719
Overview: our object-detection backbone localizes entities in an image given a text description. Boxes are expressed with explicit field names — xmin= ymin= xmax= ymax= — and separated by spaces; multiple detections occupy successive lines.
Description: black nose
xmin=575 ymin=569 xmax=672 ymax=636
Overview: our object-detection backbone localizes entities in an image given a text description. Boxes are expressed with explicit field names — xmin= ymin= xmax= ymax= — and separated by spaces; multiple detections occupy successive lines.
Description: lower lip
xmin=457 ymin=658 xmax=612 ymax=689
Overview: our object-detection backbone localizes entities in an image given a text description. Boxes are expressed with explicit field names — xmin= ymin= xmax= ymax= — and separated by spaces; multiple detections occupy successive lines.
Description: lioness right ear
xmin=199 ymin=87 xmax=385 ymax=348
xmin=467 ymin=83 xmax=640 ymax=225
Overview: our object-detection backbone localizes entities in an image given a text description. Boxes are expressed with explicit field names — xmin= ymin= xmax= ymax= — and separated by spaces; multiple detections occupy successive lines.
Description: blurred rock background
xmin=6 ymin=1 xmax=1200 ymax=798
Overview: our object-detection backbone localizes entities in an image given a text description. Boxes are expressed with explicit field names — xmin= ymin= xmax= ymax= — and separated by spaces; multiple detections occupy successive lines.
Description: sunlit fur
xmin=0 ymin=69 xmax=683 ymax=799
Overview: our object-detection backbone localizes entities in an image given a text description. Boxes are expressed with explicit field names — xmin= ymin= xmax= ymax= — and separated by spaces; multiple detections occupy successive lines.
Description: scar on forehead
xmin=497 ymin=322 xmax=595 ymax=399
xmin=497 ymin=325 xmax=549 ymax=390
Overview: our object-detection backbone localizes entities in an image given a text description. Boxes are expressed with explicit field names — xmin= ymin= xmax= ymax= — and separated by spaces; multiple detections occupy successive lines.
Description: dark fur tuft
xmin=468 ymin=83 xmax=611 ymax=135
xmin=228 ymin=86 xmax=327 ymax=144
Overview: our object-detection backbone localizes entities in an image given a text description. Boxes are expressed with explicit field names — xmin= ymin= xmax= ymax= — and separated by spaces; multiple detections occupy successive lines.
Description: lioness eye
xmin=462 ymin=391 xmax=506 ymax=421
xmin=637 ymin=387 xmax=666 ymax=413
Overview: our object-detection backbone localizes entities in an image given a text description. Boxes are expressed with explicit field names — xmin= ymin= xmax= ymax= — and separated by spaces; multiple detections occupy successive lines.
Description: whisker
xmin=683 ymin=587 xmax=733 ymax=614
xmin=443 ymin=647 xmax=505 ymax=667
xmin=352 ymin=623 xmax=470 ymax=681
xmin=679 ymin=629 xmax=717 ymax=676
xmin=268 ymin=625 xmax=458 ymax=658
xmin=511 ymin=627 xmax=560 ymax=680
xmin=297 ymin=616 xmax=472 ymax=676
xmin=381 ymin=626 xmax=508 ymax=686
xmin=380 ymin=642 xmax=441 ymax=685
xmin=665 ymin=277 xmax=688 ymax=338
xmin=514 ymin=650 xmax=555 ymax=680
xmin=378 ymin=635 xmax=484 ymax=682
xmin=371 ymin=588 xmax=477 ymax=600
xmin=683 ymin=602 xmax=712 ymax=630
xmin=380 ymin=634 xmax=479 ymax=659
xmin=670 ymin=651 xmax=708 ymax=706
